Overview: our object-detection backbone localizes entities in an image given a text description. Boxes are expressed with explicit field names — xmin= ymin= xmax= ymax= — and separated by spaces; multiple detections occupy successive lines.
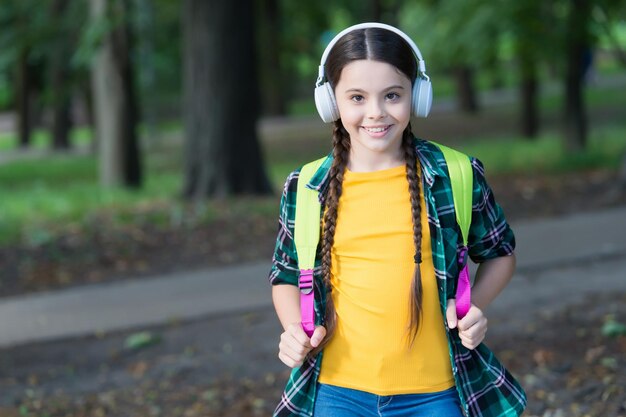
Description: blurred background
xmin=0 ymin=0 xmax=625 ymax=416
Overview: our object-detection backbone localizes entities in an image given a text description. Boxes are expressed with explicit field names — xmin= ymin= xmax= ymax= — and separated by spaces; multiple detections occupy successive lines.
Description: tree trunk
xmin=257 ymin=0 xmax=285 ymax=115
xmin=135 ymin=0 xmax=158 ymax=146
xmin=90 ymin=0 xmax=142 ymax=188
xmin=82 ymin=81 xmax=97 ymax=152
xmin=519 ymin=45 xmax=539 ymax=138
xmin=16 ymin=47 xmax=32 ymax=148
xmin=485 ymin=30 xmax=503 ymax=89
xmin=454 ymin=66 xmax=479 ymax=113
xmin=564 ymin=0 xmax=591 ymax=152
xmin=182 ymin=0 xmax=272 ymax=199
xmin=50 ymin=0 xmax=72 ymax=150
xmin=520 ymin=74 xmax=538 ymax=138
xmin=51 ymin=101 xmax=72 ymax=149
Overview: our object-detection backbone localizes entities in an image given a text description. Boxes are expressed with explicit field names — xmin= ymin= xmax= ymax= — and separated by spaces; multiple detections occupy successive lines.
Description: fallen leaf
xmin=602 ymin=319 xmax=626 ymax=337
xmin=585 ymin=345 xmax=606 ymax=363
xmin=124 ymin=331 xmax=162 ymax=351
xmin=128 ymin=361 xmax=149 ymax=378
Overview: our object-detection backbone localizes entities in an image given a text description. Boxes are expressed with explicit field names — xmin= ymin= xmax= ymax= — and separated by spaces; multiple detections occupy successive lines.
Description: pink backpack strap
xmin=456 ymin=248 xmax=471 ymax=319
xmin=299 ymin=269 xmax=315 ymax=337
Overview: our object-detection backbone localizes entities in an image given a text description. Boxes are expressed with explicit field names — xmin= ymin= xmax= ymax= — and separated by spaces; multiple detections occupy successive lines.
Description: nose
xmin=366 ymin=98 xmax=385 ymax=119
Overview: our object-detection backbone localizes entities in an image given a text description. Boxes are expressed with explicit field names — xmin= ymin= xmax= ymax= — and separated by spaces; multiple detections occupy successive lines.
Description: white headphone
xmin=314 ymin=22 xmax=432 ymax=123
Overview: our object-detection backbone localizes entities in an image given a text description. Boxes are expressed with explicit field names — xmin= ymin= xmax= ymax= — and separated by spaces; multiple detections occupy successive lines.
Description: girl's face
xmin=334 ymin=59 xmax=412 ymax=165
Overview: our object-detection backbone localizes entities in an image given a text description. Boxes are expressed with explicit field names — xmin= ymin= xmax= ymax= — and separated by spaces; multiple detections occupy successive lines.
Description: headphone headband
xmin=316 ymin=22 xmax=428 ymax=87
xmin=314 ymin=22 xmax=433 ymax=121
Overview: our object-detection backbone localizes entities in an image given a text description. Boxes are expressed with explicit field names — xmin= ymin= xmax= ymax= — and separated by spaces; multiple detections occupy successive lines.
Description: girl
xmin=268 ymin=23 xmax=526 ymax=417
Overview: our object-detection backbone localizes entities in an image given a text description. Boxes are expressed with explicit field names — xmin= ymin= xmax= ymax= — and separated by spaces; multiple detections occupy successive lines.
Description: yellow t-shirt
xmin=318 ymin=163 xmax=454 ymax=395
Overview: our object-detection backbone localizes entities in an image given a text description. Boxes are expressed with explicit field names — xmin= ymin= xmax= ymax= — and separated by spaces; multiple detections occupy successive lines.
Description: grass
xmin=457 ymin=124 xmax=626 ymax=174
xmin=0 ymin=162 xmax=182 ymax=245
xmin=0 ymin=145 xmax=283 ymax=246
xmin=0 ymin=127 xmax=93 ymax=151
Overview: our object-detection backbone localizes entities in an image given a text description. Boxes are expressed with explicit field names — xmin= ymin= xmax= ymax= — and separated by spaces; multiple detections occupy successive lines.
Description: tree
xmin=257 ymin=0 xmax=285 ymax=116
xmin=90 ymin=0 xmax=142 ymax=188
xmin=1 ymin=1 xmax=90 ymax=150
xmin=509 ymin=0 xmax=549 ymax=139
xmin=182 ymin=0 xmax=272 ymax=198
xmin=562 ymin=0 xmax=626 ymax=151
xmin=49 ymin=0 xmax=74 ymax=150
xmin=563 ymin=0 xmax=592 ymax=152
xmin=15 ymin=47 xmax=34 ymax=148
xmin=454 ymin=66 xmax=479 ymax=113
xmin=0 ymin=1 xmax=48 ymax=148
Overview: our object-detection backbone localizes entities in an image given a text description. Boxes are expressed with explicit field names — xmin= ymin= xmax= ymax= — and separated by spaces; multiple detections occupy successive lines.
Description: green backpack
xmin=294 ymin=142 xmax=473 ymax=337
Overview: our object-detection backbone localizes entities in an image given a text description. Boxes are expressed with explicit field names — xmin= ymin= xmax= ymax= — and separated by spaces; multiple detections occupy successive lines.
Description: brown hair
xmin=311 ymin=28 xmax=423 ymax=356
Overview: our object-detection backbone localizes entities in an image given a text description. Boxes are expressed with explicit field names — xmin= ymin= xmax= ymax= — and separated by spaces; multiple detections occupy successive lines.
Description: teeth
xmin=364 ymin=126 xmax=388 ymax=133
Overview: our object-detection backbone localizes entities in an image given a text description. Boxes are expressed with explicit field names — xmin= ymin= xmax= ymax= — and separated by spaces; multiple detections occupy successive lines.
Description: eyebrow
xmin=344 ymin=85 xmax=405 ymax=93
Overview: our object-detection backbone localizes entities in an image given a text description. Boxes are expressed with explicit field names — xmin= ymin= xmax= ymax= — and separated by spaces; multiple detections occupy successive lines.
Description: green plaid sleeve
xmin=467 ymin=157 xmax=515 ymax=264
xmin=269 ymin=170 xmax=301 ymax=286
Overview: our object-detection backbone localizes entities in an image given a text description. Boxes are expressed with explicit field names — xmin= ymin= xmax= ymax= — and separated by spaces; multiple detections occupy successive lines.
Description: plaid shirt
xmin=268 ymin=137 xmax=527 ymax=417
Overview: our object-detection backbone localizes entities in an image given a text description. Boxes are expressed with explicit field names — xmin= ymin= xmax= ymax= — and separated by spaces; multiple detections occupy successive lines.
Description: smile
xmin=362 ymin=125 xmax=391 ymax=133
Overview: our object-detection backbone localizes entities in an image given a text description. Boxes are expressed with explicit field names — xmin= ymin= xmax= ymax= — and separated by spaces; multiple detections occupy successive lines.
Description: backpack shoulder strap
xmin=430 ymin=141 xmax=473 ymax=319
xmin=295 ymin=157 xmax=325 ymax=269
xmin=294 ymin=157 xmax=325 ymax=337
xmin=431 ymin=142 xmax=473 ymax=246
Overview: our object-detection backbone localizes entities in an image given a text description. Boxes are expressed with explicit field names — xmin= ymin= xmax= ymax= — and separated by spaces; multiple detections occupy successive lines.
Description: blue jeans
xmin=313 ymin=383 xmax=464 ymax=417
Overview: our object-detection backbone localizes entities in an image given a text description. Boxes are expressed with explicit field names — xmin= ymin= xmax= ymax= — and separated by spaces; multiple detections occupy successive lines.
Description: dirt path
xmin=0 ymin=271 xmax=624 ymax=417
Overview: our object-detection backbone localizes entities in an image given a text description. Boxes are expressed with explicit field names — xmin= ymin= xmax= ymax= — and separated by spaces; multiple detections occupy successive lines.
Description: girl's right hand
xmin=278 ymin=323 xmax=326 ymax=368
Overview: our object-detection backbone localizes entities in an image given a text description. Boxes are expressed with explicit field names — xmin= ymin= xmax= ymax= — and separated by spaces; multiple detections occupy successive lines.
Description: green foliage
xmin=278 ymin=1 xmax=328 ymax=88
xmin=273 ymin=0 xmax=401 ymax=96
xmin=0 ymin=74 xmax=13 ymax=109
xmin=1 ymin=0 xmax=624 ymax=122
xmin=0 ymin=0 xmax=50 ymax=72
xmin=134 ymin=0 xmax=181 ymax=102
xmin=399 ymin=0 xmax=506 ymax=69
xmin=0 ymin=3 xmax=84 ymax=122
xmin=72 ymin=11 xmax=112 ymax=69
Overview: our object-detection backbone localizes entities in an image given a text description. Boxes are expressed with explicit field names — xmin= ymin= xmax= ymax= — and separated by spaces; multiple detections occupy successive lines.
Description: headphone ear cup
xmin=412 ymin=78 xmax=432 ymax=118
xmin=314 ymin=82 xmax=340 ymax=123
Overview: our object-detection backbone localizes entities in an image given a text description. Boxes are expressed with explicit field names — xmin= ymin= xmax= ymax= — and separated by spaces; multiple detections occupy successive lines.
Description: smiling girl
xmin=268 ymin=23 xmax=526 ymax=417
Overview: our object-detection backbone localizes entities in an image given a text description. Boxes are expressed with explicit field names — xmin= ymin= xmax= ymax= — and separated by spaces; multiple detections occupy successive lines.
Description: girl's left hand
xmin=445 ymin=299 xmax=487 ymax=350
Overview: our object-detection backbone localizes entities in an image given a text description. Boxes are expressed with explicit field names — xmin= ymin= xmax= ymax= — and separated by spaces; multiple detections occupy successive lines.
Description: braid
xmin=402 ymin=124 xmax=424 ymax=344
xmin=310 ymin=121 xmax=350 ymax=356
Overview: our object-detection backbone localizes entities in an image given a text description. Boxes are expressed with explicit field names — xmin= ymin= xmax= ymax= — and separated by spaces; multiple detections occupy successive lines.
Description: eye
xmin=350 ymin=94 xmax=364 ymax=103
xmin=385 ymin=92 xmax=400 ymax=101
